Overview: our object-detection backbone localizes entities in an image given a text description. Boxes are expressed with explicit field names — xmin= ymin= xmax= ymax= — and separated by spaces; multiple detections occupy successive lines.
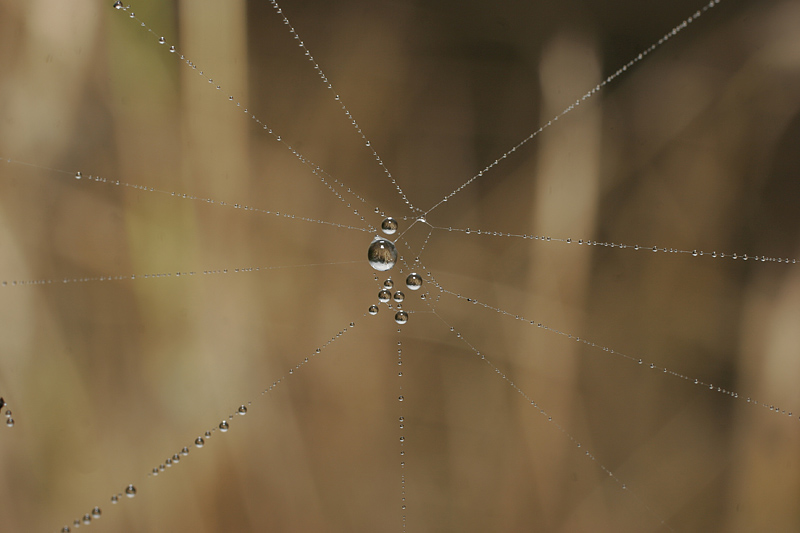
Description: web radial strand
xmin=112 ymin=4 xmax=374 ymax=230
xmin=430 ymin=279 xmax=799 ymax=423
xmin=423 ymin=0 xmax=724 ymax=217
xmin=428 ymin=308 xmax=669 ymax=530
xmin=268 ymin=0 xmax=420 ymax=217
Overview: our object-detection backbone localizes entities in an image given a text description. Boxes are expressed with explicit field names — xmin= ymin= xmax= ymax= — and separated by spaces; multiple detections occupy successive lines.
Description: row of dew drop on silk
xmin=53 ymin=3 xmax=385 ymax=530
xmin=368 ymin=217 xmax=423 ymax=324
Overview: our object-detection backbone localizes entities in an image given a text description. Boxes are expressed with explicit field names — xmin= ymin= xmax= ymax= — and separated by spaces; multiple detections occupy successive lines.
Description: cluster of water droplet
xmin=1 ymin=397 xmax=13 ymax=428
xmin=365 ymin=217 xmax=427 ymax=324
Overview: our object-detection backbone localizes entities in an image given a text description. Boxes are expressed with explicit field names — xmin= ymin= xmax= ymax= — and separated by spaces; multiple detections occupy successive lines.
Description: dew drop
xmin=368 ymin=305 xmax=379 ymax=315
xmin=158 ymin=36 xmax=165 ymax=44
xmin=383 ymin=279 xmax=394 ymax=289
xmin=181 ymin=446 xmax=190 ymax=456
xmin=92 ymin=507 xmax=101 ymax=519
xmin=393 ymin=291 xmax=405 ymax=302
xmin=125 ymin=484 xmax=136 ymax=498
xmin=238 ymin=405 xmax=247 ymax=415
xmin=82 ymin=514 xmax=91 ymax=524
xmin=194 ymin=437 xmax=205 ymax=448
xmin=398 ymin=395 xmax=404 ymax=402
xmin=5 ymin=418 xmax=13 ymax=427
xmin=378 ymin=289 xmax=391 ymax=303
xmin=169 ymin=45 xmax=176 ymax=53
xmin=113 ymin=1 xmax=123 ymax=8
xmin=110 ymin=495 xmax=119 ymax=504
xmin=395 ymin=311 xmax=408 ymax=325
xmin=368 ymin=237 xmax=397 ymax=271
xmin=405 ymin=273 xmax=422 ymax=290
xmin=381 ymin=217 xmax=398 ymax=235
xmin=75 ymin=171 xmax=82 ymax=179
xmin=219 ymin=420 xmax=229 ymax=432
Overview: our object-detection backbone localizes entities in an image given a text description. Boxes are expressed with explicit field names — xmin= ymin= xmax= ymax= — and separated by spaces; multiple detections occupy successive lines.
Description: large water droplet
xmin=395 ymin=311 xmax=408 ymax=324
xmin=125 ymin=485 xmax=136 ymax=498
xmin=381 ymin=217 xmax=398 ymax=235
xmin=405 ymin=273 xmax=422 ymax=290
xmin=368 ymin=237 xmax=397 ymax=271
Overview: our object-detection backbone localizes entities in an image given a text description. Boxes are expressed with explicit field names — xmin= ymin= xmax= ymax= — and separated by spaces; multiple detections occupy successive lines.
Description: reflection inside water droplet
xmin=405 ymin=273 xmax=422 ymax=290
xmin=381 ymin=217 xmax=398 ymax=235
xmin=368 ymin=237 xmax=397 ymax=271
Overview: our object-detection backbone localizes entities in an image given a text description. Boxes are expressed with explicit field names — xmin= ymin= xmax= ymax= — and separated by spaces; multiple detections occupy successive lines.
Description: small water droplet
xmin=219 ymin=420 xmax=229 ymax=432
xmin=195 ymin=437 xmax=205 ymax=448
xmin=405 ymin=273 xmax=422 ymax=290
xmin=383 ymin=279 xmax=394 ymax=289
xmin=381 ymin=217 xmax=398 ymax=235
xmin=110 ymin=495 xmax=119 ymax=504
xmin=113 ymin=1 xmax=123 ymax=8
xmin=92 ymin=507 xmax=101 ymax=519
xmin=395 ymin=311 xmax=408 ymax=325
xmin=181 ymin=446 xmax=190 ymax=456
xmin=378 ymin=289 xmax=391 ymax=303
xmin=82 ymin=514 xmax=91 ymax=524
xmin=368 ymin=237 xmax=397 ymax=271
xmin=125 ymin=484 xmax=137 ymax=498
xmin=393 ymin=291 xmax=405 ymax=302
xmin=5 ymin=418 xmax=13 ymax=427
xmin=158 ymin=36 xmax=165 ymax=44
xmin=238 ymin=405 xmax=247 ymax=415
xmin=398 ymin=395 xmax=404 ymax=402
xmin=368 ymin=305 xmax=379 ymax=315
xmin=75 ymin=171 xmax=82 ymax=179
xmin=169 ymin=45 xmax=176 ymax=53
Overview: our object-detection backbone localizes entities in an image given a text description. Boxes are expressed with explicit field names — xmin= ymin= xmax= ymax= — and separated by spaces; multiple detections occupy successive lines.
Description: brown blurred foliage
xmin=0 ymin=0 xmax=799 ymax=531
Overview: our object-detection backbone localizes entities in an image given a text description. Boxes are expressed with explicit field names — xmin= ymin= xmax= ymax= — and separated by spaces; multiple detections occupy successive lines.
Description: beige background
xmin=0 ymin=0 xmax=799 ymax=531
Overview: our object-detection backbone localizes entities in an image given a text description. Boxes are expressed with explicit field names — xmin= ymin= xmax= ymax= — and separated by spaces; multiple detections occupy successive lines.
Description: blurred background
xmin=0 ymin=0 xmax=799 ymax=531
